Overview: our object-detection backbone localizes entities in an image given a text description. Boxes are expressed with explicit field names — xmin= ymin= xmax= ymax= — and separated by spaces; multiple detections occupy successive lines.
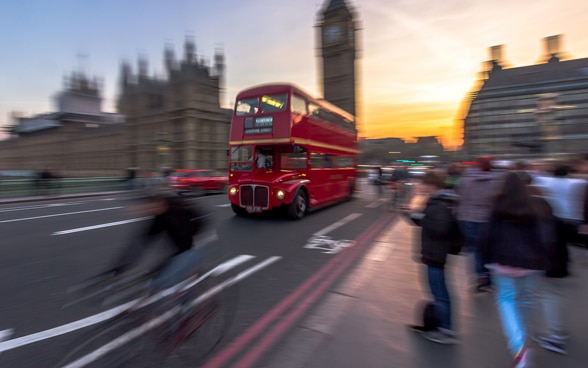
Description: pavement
xmin=263 ymin=215 xmax=588 ymax=368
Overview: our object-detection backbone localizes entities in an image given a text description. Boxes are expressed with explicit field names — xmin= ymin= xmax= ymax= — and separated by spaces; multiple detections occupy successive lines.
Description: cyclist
xmin=108 ymin=189 xmax=215 ymax=291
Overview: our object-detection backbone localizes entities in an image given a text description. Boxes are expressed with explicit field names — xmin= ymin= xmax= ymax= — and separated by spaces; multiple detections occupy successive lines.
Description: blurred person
xmin=444 ymin=162 xmax=463 ymax=190
xmin=455 ymin=155 xmax=501 ymax=292
xmin=486 ymin=172 xmax=550 ymax=368
xmin=408 ymin=170 xmax=461 ymax=344
xmin=108 ymin=189 xmax=215 ymax=291
xmin=389 ymin=163 xmax=411 ymax=209
xmin=532 ymin=164 xmax=587 ymax=355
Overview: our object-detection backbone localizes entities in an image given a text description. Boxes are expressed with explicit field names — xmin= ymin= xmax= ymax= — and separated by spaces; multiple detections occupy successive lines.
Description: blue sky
xmin=2 ymin=0 xmax=588 ymax=146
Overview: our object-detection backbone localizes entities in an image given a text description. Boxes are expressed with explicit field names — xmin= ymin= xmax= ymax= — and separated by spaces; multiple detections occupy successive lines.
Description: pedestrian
xmin=532 ymin=164 xmax=586 ymax=355
xmin=408 ymin=170 xmax=461 ymax=344
xmin=455 ymin=155 xmax=501 ymax=292
xmin=486 ymin=172 xmax=550 ymax=368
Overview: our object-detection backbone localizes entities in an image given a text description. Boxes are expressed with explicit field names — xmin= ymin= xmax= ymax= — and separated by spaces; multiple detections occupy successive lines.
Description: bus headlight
xmin=229 ymin=187 xmax=238 ymax=196
xmin=276 ymin=190 xmax=285 ymax=200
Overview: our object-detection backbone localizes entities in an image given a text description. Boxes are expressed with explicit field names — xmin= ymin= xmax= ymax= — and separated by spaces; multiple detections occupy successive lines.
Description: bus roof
xmin=235 ymin=83 xmax=355 ymax=122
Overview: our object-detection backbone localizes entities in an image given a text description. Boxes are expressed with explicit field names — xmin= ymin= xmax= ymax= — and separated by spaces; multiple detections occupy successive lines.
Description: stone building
xmin=0 ymin=38 xmax=231 ymax=177
xmin=462 ymin=35 xmax=588 ymax=159
xmin=118 ymin=38 xmax=230 ymax=171
xmin=0 ymin=72 xmax=125 ymax=176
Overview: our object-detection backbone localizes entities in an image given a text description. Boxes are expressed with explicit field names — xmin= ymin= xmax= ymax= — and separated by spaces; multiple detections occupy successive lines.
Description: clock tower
xmin=318 ymin=0 xmax=358 ymax=117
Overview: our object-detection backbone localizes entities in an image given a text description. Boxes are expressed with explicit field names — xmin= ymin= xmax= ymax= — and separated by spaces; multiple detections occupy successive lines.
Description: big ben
xmin=318 ymin=0 xmax=358 ymax=117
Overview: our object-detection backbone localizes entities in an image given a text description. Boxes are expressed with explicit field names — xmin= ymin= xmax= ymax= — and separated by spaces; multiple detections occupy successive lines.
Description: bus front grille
xmin=240 ymin=185 xmax=269 ymax=209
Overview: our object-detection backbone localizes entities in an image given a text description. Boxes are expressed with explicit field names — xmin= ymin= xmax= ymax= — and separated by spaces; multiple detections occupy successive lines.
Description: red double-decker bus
xmin=228 ymin=83 xmax=359 ymax=219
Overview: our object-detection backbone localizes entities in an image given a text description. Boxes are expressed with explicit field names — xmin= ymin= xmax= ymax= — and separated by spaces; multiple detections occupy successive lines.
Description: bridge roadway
xmin=1 ymin=180 xmax=587 ymax=367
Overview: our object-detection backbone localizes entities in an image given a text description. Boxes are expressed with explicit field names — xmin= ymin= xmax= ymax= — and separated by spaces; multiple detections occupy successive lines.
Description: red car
xmin=167 ymin=170 xmax=228 ymax=196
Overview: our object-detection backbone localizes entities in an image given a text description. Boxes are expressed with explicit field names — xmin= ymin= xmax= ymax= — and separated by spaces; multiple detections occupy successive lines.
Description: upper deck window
xmin=236 ymin=98 xmax=259 ymax=116
xmin=291 ymin=94 xmax=307 ymax=114
xmin=261 ymin=94 xmax=288 ymax=113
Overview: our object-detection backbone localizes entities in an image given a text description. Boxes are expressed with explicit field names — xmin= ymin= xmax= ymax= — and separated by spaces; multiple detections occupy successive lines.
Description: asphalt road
xmin=0 ymin=180 xmax=393 ymax=367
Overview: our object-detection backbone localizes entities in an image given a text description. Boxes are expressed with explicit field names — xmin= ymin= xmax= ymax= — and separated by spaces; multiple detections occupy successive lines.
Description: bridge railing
xmin=0 ymin=177 xmax=129 ymax=199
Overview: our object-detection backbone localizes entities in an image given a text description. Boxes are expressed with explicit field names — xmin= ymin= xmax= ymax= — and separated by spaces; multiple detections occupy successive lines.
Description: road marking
xmin=56 ymin=256 xmax=281 ymax=368
xmin=0 ymin=202 xmax=85 ymax=213
xmin=313 ymin=213 xmax=362 ymax=236
xmin=0 ymin=207 xmax=123 ymax=224
xmin=217 ymin=203 xmax=231 ymax=207
xmin=52 ymin=217 xmax=150 ymax=235
xmin=0 ymin=255 xmax=257 ymax=354
xmin=0 ymin=329 xmax=12 ymax=342
xmin=304 ymin=236 xmax=355 ymax=254
xmin=204 ymin=213 xmax=395 ymax=368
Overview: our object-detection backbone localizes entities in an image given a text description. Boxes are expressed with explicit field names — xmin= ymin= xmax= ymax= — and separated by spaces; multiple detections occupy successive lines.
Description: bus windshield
xmin=231 ymin=145 xmax=253 ymax=171
xmin=235 ymin=94 xmax=288 ymax=116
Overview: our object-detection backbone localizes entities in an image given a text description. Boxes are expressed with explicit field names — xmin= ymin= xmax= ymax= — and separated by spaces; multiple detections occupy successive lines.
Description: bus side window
xmin=324 ymin=154 xmax=332 ymax=168
xmin=310 ymin=153 xmax=323 ymax=168
xmin=291 ymin=94 xmax=307 ymax=114
xmin=308 ymin=103 xmax=319 ymax=117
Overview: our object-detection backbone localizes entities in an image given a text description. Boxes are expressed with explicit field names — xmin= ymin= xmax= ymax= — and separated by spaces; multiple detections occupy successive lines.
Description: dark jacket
xmin=486 ymin=198 xmax=549 ymax=271
xmin=412 ymin=190 xmax=460 ymax=269
xmin=113 ymin=196 xmax=207 ymax=273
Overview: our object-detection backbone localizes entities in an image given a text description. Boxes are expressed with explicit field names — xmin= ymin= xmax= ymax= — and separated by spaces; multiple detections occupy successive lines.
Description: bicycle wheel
xmin=55 ymin=312 xmax=167 ymax=368
xmin=167 ymin=277 xmax=239 ymax=365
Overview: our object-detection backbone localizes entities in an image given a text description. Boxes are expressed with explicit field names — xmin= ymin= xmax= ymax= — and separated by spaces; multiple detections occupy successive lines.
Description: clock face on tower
xmin=324 ymin=24 xmax=342 ymax=44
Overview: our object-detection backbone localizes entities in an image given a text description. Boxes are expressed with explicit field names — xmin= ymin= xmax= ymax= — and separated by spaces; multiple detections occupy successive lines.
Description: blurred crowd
xmin=406 ymin=154 xmax=588 ymax=368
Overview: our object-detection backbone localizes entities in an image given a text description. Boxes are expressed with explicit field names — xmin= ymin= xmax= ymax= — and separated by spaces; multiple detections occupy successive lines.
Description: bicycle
xmin=55 ymin=258 xmax=239 ymax=368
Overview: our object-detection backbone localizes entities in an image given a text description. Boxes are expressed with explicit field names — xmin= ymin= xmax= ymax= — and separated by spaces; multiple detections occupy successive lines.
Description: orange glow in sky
xmin=1 ymin=0 xmax=588 ymax=148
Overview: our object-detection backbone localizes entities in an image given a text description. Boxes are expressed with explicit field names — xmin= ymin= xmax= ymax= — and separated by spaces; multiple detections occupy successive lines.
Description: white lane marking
xmin=217 ymin=203 xmax=231 ymax=207
xmin=0 ymin=202 xmax=86 ymax=213
xmin=52 ymin=217 xmax=150 ymax=235
xmin=57 ymin=256 xmax=281 ymax=368
xmin=313 ymin=213 xmax=362 ymax=236
xmin=0 ymin=329 xmax=13 ymax=342
xmin=0 ymin=207 xmax=123 ymax=224
xmin=0 ymin=255 xmax=256 ymax=353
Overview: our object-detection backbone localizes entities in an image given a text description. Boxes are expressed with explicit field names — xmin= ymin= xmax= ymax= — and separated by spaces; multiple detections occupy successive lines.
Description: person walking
xmin=532 ymin=165 xmax=585 ymax=354
xmin=486 ymin=172 xmax=550 ymax=368
xmin=408 ymin=170 xmax=461 ymax=344
xmin=455 ymin=156 xmax=501 ymax=292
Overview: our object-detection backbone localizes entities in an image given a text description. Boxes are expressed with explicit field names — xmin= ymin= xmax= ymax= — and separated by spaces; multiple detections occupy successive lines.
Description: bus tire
xmin=231 ymin=203 xmax=247 ymax=217
xmin=287 ymin=190 xmax=307 ymax=220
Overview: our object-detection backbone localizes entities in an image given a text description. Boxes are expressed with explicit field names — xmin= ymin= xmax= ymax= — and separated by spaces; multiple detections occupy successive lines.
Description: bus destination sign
xmin=244 ymin=116 xmax=273 ymax=134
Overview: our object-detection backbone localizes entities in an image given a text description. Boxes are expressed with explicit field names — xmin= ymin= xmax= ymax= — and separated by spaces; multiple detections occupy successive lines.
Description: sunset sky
xmin=1 ymin=0 xmax=588 ymax=148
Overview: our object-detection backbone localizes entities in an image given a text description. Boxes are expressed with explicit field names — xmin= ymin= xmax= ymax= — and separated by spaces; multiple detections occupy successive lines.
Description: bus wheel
xmin=287 ymin=190 xmax=307 ymax=220
xmin=231 ymin=203 xmax=247 ymax=217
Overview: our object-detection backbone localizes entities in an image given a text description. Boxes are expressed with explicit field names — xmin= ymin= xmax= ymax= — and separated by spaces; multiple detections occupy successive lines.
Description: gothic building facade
xmin=118 ymin=39 xmax=230 ymax=171
xmin=0 ymin=72 xmax=126 ymax=176
xmin=0 ymin=39 xmax=231 ymax=176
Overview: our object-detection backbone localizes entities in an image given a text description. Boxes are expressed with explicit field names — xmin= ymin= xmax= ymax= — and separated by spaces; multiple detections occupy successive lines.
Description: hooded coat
xmin=412 ymin=190 xmax=461 ymax=269
xmin=455 ymin=168 xmax=501 ymax=223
